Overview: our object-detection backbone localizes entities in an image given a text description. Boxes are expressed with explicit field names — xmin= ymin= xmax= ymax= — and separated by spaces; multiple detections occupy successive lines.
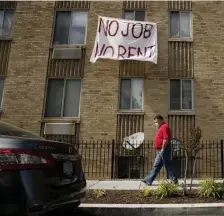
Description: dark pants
xmin=143 ymin=145 xmax=177 ymax=185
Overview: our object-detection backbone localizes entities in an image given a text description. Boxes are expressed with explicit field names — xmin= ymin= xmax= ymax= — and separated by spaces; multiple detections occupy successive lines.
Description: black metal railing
xmin=75 ymin=139 xmax=224 ymax=179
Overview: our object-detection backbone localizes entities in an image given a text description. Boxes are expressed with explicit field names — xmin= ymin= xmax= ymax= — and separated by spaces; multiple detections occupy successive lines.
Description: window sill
xmin=168 ymin=38 xmax=193 ymax=42
xmin=42 ymin=117 xmax=80 ymax=123
xmin=168 ymin=110 xmax=195 ymax=116
xmin=0 ymin=36 xmax=12 ymax=41
xmin=117 ymin=110 xmax=145 ymax=115
xmin=51 ymin=44 xmax=86 ymax=49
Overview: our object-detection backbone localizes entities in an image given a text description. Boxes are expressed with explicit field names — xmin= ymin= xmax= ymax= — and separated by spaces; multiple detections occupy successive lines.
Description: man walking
xmin=142 ymin=115 xmax=178 ymax=185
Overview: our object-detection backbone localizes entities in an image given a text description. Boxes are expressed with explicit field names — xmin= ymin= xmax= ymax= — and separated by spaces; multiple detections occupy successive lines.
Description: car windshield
xmin=0 ymin=121 xmax=43 ymax=139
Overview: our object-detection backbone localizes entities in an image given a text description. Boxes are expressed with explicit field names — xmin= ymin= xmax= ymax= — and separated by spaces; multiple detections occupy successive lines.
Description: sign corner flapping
xmin=90 ymin=16 xmax=158 ymax=64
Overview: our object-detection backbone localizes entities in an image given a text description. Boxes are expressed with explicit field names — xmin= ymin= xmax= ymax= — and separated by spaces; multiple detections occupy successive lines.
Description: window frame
xmin=169 ymin=79 xmax=194 ymax=111
xmin=52 ymin=10 xmax=88 ymax=47
xmin=0 ymin=9 xmax=15 ymax=38
xmin=123 ymin=9 xmax=146 ymax=21
xmin=168 ymin=11 xmax=193 ymax=39
xmin=44 ymin=77 xmax=82 ymax=119
xmin=0 ymin=76 xmax=5 ymax=109
xmin=119 ymin=78 xmax=144 ymax=111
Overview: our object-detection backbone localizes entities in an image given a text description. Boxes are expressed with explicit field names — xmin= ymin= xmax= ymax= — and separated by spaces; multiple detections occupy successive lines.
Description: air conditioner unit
xmin=52 ymin=48 xmax=82 ymax=60
xmin=44 ymin=123 xmax=75 ymax=135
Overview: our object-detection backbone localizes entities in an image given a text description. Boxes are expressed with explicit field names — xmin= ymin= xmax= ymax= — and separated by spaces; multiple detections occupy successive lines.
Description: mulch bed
xmin=84 ymin=190 xmax=224 ymax=204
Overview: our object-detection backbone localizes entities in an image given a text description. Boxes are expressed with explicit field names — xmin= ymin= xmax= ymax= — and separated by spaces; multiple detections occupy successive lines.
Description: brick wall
xmin=1 ymin=1 xmax=54 ymax=134
xmin=1 ymin=0 xmax=224 ymax=142
xmin=79 ymin=1 xmax=123 ymax=140
xmin=194 ymin=1 xmax=224 ymax=140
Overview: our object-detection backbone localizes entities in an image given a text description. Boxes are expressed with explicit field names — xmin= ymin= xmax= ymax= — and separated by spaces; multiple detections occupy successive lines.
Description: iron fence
xmin=76 ymin=140 xmax=224 ymax=179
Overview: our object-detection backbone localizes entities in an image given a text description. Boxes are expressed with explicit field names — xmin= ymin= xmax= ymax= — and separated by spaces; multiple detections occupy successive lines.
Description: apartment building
xmin=0 ymin=0 xmax=223 ymax=144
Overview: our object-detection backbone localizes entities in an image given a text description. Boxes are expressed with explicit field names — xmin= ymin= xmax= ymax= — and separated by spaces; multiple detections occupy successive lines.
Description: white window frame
xmin=53 ymin=10 xmax=88 ymax=46
xmin=44 ymin=78 xmax=82 ymax=118
xmin=168 ymin=11 xmax=192 ymax=39
xmin=119 ymin=78 xmax=144 ymax=111
xmin=123 ymin=10 xmax=146 ymax=21
xmin=169 ymin=79 xmax=194 ymax=111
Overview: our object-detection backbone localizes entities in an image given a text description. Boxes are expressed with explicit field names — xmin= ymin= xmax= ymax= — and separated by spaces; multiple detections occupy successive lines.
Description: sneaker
xmin=141 ymin=179 xmax=150 ymax=186
xmin=171 ymin=179 xmax=179 ymax=185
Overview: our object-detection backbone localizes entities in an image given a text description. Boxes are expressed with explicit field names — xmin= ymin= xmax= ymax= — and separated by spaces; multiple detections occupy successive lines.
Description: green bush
xmin=198 ymin=178 xmax=224 ymax=199
xmin=140 ymin=185 xmax=151 ymax=197
xmin=153 ymin=180 xmax=179 ymax=199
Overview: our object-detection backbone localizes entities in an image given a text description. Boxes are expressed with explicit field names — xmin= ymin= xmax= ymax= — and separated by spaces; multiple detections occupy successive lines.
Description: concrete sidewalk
xmin=87 ymin=179 xmax=224 ymax=190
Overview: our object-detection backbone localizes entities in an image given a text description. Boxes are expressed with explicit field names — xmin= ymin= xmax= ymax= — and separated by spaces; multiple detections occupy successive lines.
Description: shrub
xmin=153 ymin=180 xmax=179 ymax=199
xmin=94 ymin=189 xmax=106 ymax=198
xmin=140 ymin=185 xmax=151 ymax=197
xmin=198 ymin=178 xmax=224 ymax=199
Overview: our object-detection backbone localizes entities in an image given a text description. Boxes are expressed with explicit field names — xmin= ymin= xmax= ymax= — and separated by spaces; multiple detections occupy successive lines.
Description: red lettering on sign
xmin=108 ymin=20 xmax=119 ymax=36
xmin=132 ymin=23 xmax=143 ymax=39
xmin=118 ymin=45 xmax=126 ymax=59
xmin=128 ymin=47 xmax=137 ymax=58
xmin=143 ymin=24 xmax=153 ymax=38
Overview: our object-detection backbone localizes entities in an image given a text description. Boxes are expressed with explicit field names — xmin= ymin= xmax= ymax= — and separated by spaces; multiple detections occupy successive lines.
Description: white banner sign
xmin=90 ymin=16 xmax=157 ymax=64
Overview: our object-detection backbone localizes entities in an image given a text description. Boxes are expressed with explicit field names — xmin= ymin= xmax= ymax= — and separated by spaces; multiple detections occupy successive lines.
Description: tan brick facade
xmin=0 ymin=0 xmax=223 ymax=143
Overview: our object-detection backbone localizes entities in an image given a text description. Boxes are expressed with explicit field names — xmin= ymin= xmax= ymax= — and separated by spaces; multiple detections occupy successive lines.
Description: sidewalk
xmin=87 ymin=179 xmax=224 ymax=190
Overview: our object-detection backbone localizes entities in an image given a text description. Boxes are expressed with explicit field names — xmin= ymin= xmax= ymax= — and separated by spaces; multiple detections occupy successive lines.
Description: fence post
xmin=221 ymin=139 xmax=224 ymax=179
xmin=111 ymin=139 xmax=115 ymax=179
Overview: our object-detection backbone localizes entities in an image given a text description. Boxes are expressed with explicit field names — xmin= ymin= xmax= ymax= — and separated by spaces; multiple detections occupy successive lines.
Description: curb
xmin=80 ymin=203 xmax=224 ymax=208
xmin=79 ymin=203 xmax=224 ymax=216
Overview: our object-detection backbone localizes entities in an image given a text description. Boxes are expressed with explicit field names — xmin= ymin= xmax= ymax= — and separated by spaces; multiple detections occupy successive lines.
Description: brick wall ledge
xmin=40 ymin=118 xmax=80 ymax=123
xmin=0 ymin=36 xmax=12 ymax=41
xmin=168 ymin=38 xmax=193 ymax=42
xmin=117 ymin=111 xmax=145 ymax=115
xmin=168 ymin=111 xmax=196 ymax=116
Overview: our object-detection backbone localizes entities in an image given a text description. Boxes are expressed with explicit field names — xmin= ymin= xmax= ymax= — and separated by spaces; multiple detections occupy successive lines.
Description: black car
xmin=0 ymin=121 xmax=86 ymax=216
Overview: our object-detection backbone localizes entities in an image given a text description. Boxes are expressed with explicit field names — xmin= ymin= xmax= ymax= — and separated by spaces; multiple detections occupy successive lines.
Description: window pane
xmin=135 ymin=11 xmax=145 ymax=21
xmin=0 ymin=78 xmax=4 ymax=107
xmin=169 ymin=12 xmax=180 ymax=37
xmin=182 ymin=80 xmax=192 ymax=109
xmin=131 ymin=79 xmax=143 ymax=109
xmin=170 ymin=80 xmax=181 ymax=110
xmin=0 ymin=11 xmax=4 ymax=36
xmin=53 ymin=12 xmax=71 ymax=45
xmin=180 ymin=12 xmax=191 ymax=37
xmin=120 ymin=79 xmax=131 ymax=109
xmin=69 ymin=12 xmax=88 ymax=44
xmin=63 ymin=79 xmax=81 ymax=117
xmin=3 ymin=9 xmax=14 ymax=36
xmin=124 ymin=11 xmax=134 ymax=20
xmin=45 ymin=79 xmax=64 ymax=117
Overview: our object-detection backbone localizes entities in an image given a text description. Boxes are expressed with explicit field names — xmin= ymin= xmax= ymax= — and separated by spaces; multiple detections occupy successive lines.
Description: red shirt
xmin=154 ymin=122 xmax=172 ymax=149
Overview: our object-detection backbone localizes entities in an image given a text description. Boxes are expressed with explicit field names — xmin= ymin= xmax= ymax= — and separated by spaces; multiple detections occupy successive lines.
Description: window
xmin=169 ymin=79 xmax=193 ymax=110
xmin=123 ymin=10 xmax=145 ymax=21
xmin=169 ymin=11 xmax=191 ymax=38
xmin=53 ymin=11 xmax=88 ymax=45
xmin=120 ymin=78 xmax=143 ymax=110
xmin=0 ymin=78 xmax=5 ymax=108
xmin=0 ymin=9 xmax=14 ymax=36
xmin=44 ymin=79 xmax=81 ymax=117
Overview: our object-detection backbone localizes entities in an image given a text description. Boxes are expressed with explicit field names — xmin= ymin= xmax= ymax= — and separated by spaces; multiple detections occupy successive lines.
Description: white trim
xmin=55 ymin=11 xmax=88 ymax=46
xmin=168 ymin=11 xmax=192 ymax=39
xmin=119 ymin=78 xmax=144 ymax=111
xmin=80 ymin=203 xmax=224 ymax=208
xmin=44 ymin=78 xmax=82 ymax=118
